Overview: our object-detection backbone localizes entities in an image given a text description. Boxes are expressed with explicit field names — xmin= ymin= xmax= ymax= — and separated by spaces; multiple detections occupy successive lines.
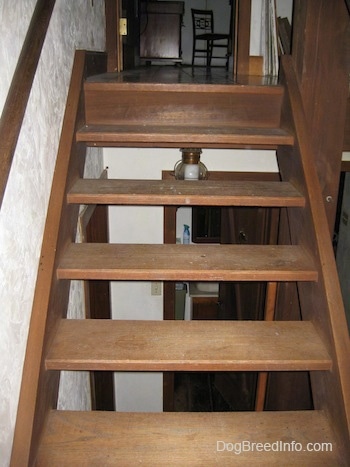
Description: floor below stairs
xmin=174 ymin=372 xmax=256 ymax=412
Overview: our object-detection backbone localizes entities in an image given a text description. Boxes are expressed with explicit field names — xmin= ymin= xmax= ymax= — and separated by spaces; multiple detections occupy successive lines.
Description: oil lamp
xmin=174 ymin=148 xmax=208 ymax=180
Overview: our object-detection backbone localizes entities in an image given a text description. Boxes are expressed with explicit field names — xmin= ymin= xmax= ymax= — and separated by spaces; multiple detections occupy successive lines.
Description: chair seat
xmin=196 ymin=33 xmax=230 ymax=41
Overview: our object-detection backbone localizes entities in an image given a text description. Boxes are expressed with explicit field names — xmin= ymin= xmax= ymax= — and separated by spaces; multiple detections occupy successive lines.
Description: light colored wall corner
xmin=0 ymin=1 xmax=105 ymax=465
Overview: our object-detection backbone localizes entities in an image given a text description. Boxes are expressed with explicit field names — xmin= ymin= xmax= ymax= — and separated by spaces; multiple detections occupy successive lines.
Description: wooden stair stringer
xmin=9 ymin=51 xmax=108 ymax=467
xmin=277 ymin=55 xmax=350 ymax=456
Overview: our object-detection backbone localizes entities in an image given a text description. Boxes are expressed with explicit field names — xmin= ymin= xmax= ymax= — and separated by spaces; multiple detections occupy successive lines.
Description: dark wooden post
xmin=105 ymin=0 xmax=122 ymax=72
xmin=235 ymin=0 xmax=251 ymax=76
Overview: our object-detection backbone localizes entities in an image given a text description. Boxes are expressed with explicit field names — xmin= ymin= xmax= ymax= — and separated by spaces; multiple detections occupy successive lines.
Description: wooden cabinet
xmin=140 ymin=1 xmax=184 ymax=62
xmin=192 ymin=297 xmax=220 ymax=320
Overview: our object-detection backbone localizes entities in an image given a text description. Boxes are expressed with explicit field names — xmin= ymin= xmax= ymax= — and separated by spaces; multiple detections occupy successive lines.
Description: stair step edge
xmin=67 ymin=179 xmax=305 ymax=207
xmin=37 ymin=410 xmax=342 ymax=466
xmin=56 ymin=244 xmax=318 ymax=282
xmin=76 ymin=124 xmax=295 ymax=148
xmin=46 ymin=319 xmax=331 ymax=372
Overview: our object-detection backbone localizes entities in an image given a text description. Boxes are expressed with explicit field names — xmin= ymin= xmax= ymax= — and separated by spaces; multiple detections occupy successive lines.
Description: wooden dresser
xmin=140 ymin=1 xmax=185 ymax=63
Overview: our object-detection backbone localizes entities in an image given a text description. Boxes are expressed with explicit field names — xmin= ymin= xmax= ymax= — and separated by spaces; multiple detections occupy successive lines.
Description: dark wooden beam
xmin=235 ymin=0 xmax=251 ymax=76
xmin=105 ymin=0 xmax=119 ymax=72
xmin=85 ymin=204 xmax=115 ymax=412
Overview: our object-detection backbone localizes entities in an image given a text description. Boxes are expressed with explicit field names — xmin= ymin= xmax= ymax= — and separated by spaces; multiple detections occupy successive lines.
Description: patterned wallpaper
xmin=0 ymin=1 xmax=105 ymax=465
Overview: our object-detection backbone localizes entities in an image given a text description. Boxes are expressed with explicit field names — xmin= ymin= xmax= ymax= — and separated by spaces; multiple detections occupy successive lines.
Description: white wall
xmin=104 ymin=148 xmax=278 ymax=411
xmin=0 ymin=1 xmax=105 ymax=465
xmin=251 ymin=0 xmax=293 ymax=55
xmin=276 ymin=0 xmax=293 ymax=21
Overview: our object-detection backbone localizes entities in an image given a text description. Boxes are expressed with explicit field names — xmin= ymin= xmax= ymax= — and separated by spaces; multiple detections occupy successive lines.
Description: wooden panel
xmin=249 ymin=56 xmax=263 ymax=76
xmin=46 ymin=320 xmax=331 ymax=372
xmin=37 ymin=410 xmax=340 ymax=465
xmin=56 ymin=243 xmax=318 ymax=282
xmin=192 ymin=297 xmax=220 ymax=320
xmin=140 ymin=2 xmax=184 ymax=60
xmin=77 ymin=124 xmax=294 ymax=148
xmin=68 ymin=179 xmax=304 ymax=207
xmin=83 ymin=82 xmax=284 ymax=128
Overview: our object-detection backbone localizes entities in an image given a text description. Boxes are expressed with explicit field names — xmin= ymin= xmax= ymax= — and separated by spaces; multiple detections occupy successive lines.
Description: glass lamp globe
xmin=174 ymin=148 xmax=208 ymax=180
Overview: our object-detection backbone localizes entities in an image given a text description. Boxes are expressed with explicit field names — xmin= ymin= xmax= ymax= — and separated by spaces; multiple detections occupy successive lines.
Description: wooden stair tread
xmin=46 ymin=320 xmax=331 ymax=371
xmin=76 ymin=124 xmax=294 ymax=148
xmin=68 ymin=179 xmax=305 ymax=207
xmin=57 ymin=243 xmax=318 ymax=282
xmin=37 ymin=410 xmax=340 ymax=465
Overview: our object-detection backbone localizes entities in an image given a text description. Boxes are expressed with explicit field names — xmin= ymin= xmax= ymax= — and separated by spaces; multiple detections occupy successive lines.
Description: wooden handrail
xmin=0 ymin=0 xmax=56 ymax=209
xmin=10 ymin=50 xmax=107 ymax=466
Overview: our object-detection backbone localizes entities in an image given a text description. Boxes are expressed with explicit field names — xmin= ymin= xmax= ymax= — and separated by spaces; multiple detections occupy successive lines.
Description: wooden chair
xmin=191 ymin=9 xmax=231 ymax=69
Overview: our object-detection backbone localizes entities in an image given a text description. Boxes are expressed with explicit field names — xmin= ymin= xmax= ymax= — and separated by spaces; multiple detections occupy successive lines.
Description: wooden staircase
xmin=11 ymin=51 xmax=350 ymax=466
